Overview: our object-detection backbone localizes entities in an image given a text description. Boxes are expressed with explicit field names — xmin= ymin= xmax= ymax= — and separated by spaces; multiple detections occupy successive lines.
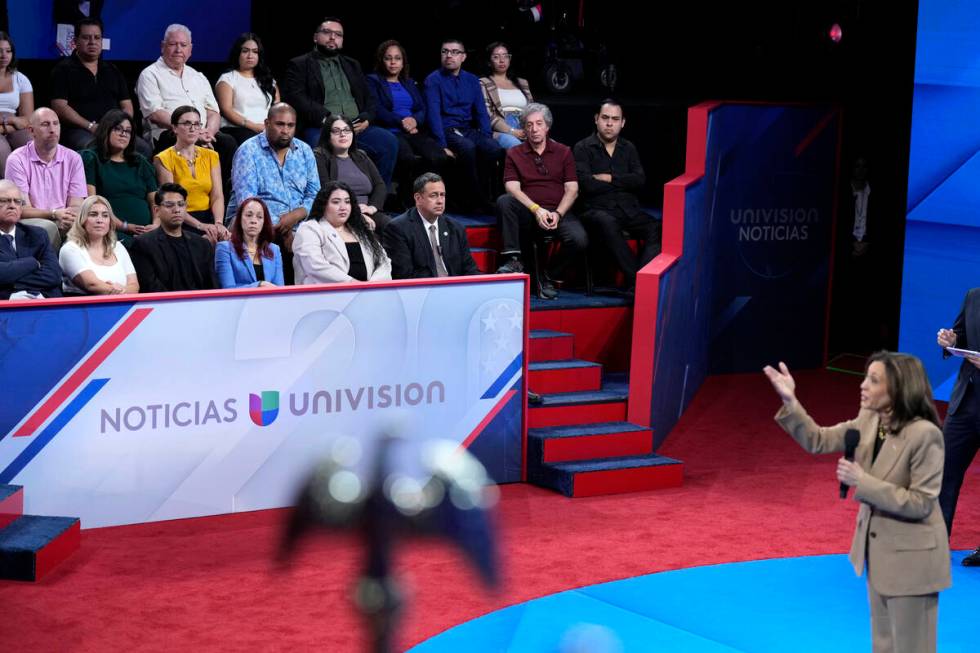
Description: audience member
xmin=153 ymin=106 xmax=228 ymax=245
xmin=366 ymin=40 xmax=449 ymax=202
xmin=424 ymin=38 xmax=503 ymax=213
xmin=229 ymin=103 xmax=319 ymax=252
xmin=283 ymin=17 xmax=397 ymax=186
xmin=137 ymin=24 xmax=235 ymax=190
xmin=59 ymin=194 xmax=138 ymax=295
xmin=5 ymin=107 xmax=86 ymax=242
xmin=292 ymin=181 xmax=391 ymax=284
xmin=495 ymin=103 xmax=584 ymax=299
xmin=50 ymin=18 xmax=151 ymax=157
xmin=573 ymin=100 xmax=661 ymax=291
xmin=479 ymin=42 xmax=533 ymax=149
xmin=215 ymin=197 xmax=283 ymax=288
xmin=0 ymin=179 xmax=62 ymax=300
xmin=0 ymin=32 xmax=34 ymax=176
xmin=216 ymin=32 xmax=280 ymax=147
xmin=384 ymin=172 xmax=479 ymax=279
xmin=314 ymin=115 xmax=390 ymax=234
xmin=128 ymin=183 xmax=218 ymax=292
xmin=81 ymin=109 xmax=158 ymax=242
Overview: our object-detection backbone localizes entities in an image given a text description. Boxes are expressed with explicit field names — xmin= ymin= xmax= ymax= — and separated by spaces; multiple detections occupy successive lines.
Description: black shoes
xmin=537 ymin=277 xmax=558 ymax=300
xmin=496 ymin=257 xmax=524 ymax=274
xmin=963 ymin=547 xmax=980 ymax=566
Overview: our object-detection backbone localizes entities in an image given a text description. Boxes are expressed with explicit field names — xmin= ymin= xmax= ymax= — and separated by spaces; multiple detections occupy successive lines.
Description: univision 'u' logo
xmin=249 ymin=391 xmax=279 ymax=426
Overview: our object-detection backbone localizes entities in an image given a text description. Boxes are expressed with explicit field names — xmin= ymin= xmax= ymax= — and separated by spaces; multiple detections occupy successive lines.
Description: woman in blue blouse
xmin=366 ymin=40 xmax=449 ymax=203
xmin=215 ymin=197 xmax=284 ymax=288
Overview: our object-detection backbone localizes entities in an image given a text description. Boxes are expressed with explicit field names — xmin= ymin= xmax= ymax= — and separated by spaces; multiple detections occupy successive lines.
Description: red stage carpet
xmin=2 ymin=370 xmax=978 ymax=651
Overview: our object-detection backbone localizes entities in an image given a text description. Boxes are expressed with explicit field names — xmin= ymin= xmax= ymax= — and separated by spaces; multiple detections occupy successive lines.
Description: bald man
xmin=4 ymin=107 xmax=86 ymax=237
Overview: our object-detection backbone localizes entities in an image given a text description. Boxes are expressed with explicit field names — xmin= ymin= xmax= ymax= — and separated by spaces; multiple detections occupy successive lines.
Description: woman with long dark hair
xmin=0 ymin=31 xmax=33 ymax=174
xmin=479 ymin=41 xmax=533 ymax=149
xmin=215 ymin=197 xmax=283 ymax=287
xmin=765 ymin=352 xmax=950 ymax=653
xmin=216 ymin=32 xmax=280 ymax=146
xmin=292 ymin=181 xmax=391 ymax=284
xmin=80 ymin=109 xmax=158 ymax=241
xmin=314 ymin=115 xmax=390 ymax=233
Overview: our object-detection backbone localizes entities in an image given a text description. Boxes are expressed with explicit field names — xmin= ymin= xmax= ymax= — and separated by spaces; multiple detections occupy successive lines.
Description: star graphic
xmin=482 ymin=312 xmax=498 ymax=332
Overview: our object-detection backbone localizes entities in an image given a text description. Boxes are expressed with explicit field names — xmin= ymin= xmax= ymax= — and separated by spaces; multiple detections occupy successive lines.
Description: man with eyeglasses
xmin=573 ymin=99 xmax=661 ymax=294
xmin=0 ymin=179 xmax=62 ymax=300
xmin=5 ymin=107 xmax=86 ymax=243
xmin=50 ymin=18 xmax=151 ymax=157
xmin=495 ymin=103 xmax=584 ymax=300
xmin=128 ymin=183 xmax=218 ymax=293
xmin=137 ymin=24 xmax=236 ymax=192
xmin=283 ymin=17 xmax=398 ymax=187
xmin=424 ymin=38 xmax=504 ymax=214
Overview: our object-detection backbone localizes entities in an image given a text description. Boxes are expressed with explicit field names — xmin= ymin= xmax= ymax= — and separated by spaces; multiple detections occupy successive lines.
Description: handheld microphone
xmin=840 ymin=429 xmax=860 ymax=499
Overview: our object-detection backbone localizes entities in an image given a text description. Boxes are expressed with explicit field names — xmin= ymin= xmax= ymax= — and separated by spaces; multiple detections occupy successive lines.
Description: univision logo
xmin=249 ymin=391 xmax=279 ymax=426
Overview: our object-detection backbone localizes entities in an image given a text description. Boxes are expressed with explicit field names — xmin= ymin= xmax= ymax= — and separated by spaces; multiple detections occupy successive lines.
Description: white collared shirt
xmin=137 ymin=57 xmax=219 ymax=141
xmin=417 ymin=211 xmax=442 ymax=247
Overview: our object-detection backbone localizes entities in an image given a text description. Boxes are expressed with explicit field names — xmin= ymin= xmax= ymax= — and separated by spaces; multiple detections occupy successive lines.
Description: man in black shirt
xmin=129 ymin=183 xmax=217 ymax=293
xmin=50 ymin=18 xmax=151 ymax=156
xmin=573 ymin=99 xmax=661 ymax=290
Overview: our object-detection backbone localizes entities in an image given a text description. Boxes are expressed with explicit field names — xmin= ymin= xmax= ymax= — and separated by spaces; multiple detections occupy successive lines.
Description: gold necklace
xmin=877 ymin=423 xmax=888 ymax=441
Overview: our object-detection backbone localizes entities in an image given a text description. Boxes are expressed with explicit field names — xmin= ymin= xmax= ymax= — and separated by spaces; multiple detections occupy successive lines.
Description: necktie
xmin=0 ymin=233 xmax=13 ymax=256
xmin=428 ymin=224 xmax=448 ymax=277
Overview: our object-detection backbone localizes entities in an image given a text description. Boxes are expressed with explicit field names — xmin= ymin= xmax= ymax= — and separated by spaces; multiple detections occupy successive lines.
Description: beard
xmin=315 ymin=43 xmax=340 ymax=57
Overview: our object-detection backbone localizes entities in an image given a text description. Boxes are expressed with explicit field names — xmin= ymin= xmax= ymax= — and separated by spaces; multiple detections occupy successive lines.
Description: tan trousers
xmin=867 ymin=582 xmax=938 ymax=653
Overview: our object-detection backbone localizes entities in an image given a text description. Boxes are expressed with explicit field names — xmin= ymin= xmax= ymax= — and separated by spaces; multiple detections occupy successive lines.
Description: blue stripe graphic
xmin=0 ymin=378 xmax=109 ymax=484
xmin=481 ymin=353 xmax=523 ymax=400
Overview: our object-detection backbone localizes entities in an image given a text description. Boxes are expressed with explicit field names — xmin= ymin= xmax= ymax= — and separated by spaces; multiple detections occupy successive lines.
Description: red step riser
xmin=0 ymin=488 xmax=24 ymax=530
xmin=528 ymin=307 xmax=632 ymax=372
xmin=529 ymin=402 xmax=626 ymax=428
xmin=466 ymin=226 xmax=498 ymax=249
xmin=471 ymin=250 xmax=496 ymax=274
xmin=529 ymin=367 xmax=602 ymax=394
xmin=34 ymin=520 xmax=81 ymax=581
xmin=542 ymin=430 xmax=653 ymax=463
xmin=528 ymin=336 xmax=574 ymax=362
xmin=572 ymin=465 xmax=684 ymax=497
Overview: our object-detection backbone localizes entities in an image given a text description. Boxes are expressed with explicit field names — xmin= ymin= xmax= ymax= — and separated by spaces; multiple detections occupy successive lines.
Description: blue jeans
xmin=495 ymin=114 xmax=523 ymax=149
xmin=444 ymin=126 xmax=504 ymax=208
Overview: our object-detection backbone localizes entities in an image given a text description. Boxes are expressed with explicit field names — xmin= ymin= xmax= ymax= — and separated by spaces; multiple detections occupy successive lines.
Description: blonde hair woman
xmin=59 ymin=195 xmax=139 ymax=295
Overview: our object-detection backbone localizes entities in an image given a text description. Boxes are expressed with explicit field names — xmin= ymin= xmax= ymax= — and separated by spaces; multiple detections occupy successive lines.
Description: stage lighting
xmin=829 ymin=23 xmax=843 ymax=43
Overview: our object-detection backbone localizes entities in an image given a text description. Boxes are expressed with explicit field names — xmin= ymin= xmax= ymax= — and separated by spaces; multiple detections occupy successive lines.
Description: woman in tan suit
xmin=292 ymin=181 xmax=391 ymax=285
xmin=764 ymin=352 xmax=950 ymax=653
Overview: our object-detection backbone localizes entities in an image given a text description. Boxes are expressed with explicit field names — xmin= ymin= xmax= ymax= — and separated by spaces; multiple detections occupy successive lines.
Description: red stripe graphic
xmin=14 ymin=307 xmax=153 ymax=437
xmin=459 ymin=389 xmax=518 ymax=451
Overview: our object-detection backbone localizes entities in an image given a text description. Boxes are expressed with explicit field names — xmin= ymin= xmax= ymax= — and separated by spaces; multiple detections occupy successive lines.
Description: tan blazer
xmin=478 ymin=76 xmax=533 ymax=134
xmin=776 ymin=403 xmax=951 ymax=596
xmin=292 ymin=219 xmax=392 ymax=285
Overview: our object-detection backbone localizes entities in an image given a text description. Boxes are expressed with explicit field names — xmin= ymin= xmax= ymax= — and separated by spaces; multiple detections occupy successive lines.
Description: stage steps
xmin=0 ymin=484 xmax=80 ymax=582
xmin=459 ymin=212 xmax=684 ymax=497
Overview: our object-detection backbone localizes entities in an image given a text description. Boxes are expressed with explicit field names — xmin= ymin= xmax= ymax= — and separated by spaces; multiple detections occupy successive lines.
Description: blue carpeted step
xmin=528 ymin=422 xmax=653 ymax=464
xmin=535 ymin=378 xmax=629 ymax=406
xmin=530 ymin=289 xmax=632 ymax=311
xmin=529 ymin=329 xmax=570 ymax=339
xmin=530 ymin=453 xmax=684 ymax=498
xmin=0 ymin=514 xmax=81 ymax=582
xmin=450 ymin=213 xmax=496 ymax=227
xmin=529 ymin=330 xmax=574 ymax=362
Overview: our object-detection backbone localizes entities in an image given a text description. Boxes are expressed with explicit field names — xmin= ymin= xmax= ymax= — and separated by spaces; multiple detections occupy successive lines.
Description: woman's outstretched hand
xmin=763 ymin=361 xmax=798 ymax=406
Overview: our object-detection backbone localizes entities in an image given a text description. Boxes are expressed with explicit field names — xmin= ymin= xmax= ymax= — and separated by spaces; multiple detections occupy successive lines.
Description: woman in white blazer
xmin=292 ymin=180 xmax=392 ymax=284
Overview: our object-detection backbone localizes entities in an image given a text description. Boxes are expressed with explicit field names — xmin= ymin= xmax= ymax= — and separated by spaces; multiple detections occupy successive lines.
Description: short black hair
xmin=155 ymin=183 xmax=188 ymax=204
xmin=441 ymin=37 xmax=465 ymax=50
xmin=318 ymin=16 xmax=344 ymax=30
xmin=597 ymin=98 xmax=623 ymax=115
xmin=413 ymin=172 xmax=444 ymax=195
xmin=75 ymin=17 xmax=104 ymax=38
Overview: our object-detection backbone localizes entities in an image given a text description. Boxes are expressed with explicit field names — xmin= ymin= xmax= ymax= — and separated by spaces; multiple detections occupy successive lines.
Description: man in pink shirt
xmin=4 ymin=107 xmax=87 ymax=241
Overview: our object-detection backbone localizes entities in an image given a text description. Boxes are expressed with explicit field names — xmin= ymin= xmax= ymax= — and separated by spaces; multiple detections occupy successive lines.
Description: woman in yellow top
xmin=153 ymin=105 xmax=228 ymax=245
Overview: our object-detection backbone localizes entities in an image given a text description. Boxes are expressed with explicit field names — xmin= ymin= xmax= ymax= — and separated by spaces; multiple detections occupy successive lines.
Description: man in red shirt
xmin=494 ymin=103 xmax=585 ymax=299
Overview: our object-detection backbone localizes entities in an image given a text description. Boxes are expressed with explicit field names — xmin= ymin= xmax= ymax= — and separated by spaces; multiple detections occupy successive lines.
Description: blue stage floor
xmin=410 ymin=552 xmax=978 ymax=652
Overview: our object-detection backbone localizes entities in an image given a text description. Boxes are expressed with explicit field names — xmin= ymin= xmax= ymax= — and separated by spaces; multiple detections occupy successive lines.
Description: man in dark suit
xmin=128 ymin=183 xmax=217 ymax=293
xmin=383 ymin=172 xmax=479 ymax=279
xmin=282 ymin=16 xmax=397 ymax=184
xmin=0 ymin=179 xmax=63 ymax=300
xmin=937 ymin=289 xmax=980 ymax=565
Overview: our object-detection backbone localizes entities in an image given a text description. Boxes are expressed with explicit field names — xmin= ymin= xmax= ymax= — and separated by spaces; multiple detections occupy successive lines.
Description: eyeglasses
xmin=441 ymin=48 xmax=464 ymax=56
xmin=491 ymin=53 xmax=512 ymax=60
xmin=0 ymin=197 xmax=24 ymax=206
xmin=330 ymin=127 xmax=353 ymax=136
xmin=161 ymin=201 xmax=188 ymax=209
xmin=111 ymin=126 xmax=133 ymax=135
xmin=177 ymin=121 xmax=202 ymax=129
xmin=317 ymin=28 xmax=344 ymax=38
xmin=533 ymin=155 xmax=549 ymax=176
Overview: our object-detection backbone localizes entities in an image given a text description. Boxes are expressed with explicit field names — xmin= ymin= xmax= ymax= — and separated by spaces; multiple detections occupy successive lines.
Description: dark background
xmin=9 ymin=0 xmax=919 ymax=356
